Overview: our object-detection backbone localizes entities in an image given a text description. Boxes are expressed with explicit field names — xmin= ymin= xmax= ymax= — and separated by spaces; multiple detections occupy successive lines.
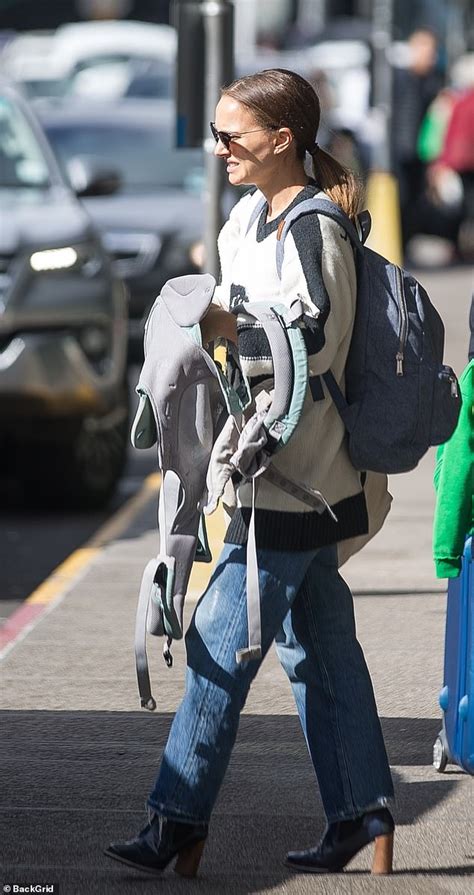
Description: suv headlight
xmin=29 ymin=242 xmax=104 ymax=277
xmin=30 ymin=246 xmax=78 ymax=271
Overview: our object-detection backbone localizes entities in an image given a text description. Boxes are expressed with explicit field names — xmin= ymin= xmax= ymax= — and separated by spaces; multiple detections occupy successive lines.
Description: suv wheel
xmin=23 ymin=384 xmax=130 ymax=510
xmin=60 ymin=395 xmax=130 ymax=509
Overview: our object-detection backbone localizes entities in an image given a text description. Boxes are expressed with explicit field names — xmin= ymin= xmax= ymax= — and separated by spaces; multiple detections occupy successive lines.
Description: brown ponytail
xmin=222 ymin=68 xmax=362 ymax=220
xmin=310 ymin=145 xmax=362 ymax=220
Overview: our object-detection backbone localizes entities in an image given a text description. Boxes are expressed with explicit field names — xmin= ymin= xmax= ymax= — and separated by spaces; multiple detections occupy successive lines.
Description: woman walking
xmin=105 ymin=68 xmax=395 ymax=877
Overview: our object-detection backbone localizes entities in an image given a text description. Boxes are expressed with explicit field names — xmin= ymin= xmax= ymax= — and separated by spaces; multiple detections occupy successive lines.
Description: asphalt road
xmin=0 ymin=365 xmax=156 ymax=623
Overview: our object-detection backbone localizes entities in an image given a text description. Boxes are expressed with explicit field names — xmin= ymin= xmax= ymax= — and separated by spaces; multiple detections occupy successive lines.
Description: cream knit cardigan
xmin=214 ymin=188 xmax=391 ymax=563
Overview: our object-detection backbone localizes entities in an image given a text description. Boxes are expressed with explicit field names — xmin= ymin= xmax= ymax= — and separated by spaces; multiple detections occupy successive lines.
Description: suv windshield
xmin=0 ymin=96 xmax=50 ymax=188
xmin=44 ymin=120 xmax=204 ymax=193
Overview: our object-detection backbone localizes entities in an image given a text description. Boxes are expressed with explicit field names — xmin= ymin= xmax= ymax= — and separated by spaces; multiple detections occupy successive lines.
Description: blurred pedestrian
xmin=391 ymin=28 xmax=443 ymax=252
xmin=105 ymin=68 xmax=395 ymax=878
xmin=427 ymin=75 xmax=474 ymax=262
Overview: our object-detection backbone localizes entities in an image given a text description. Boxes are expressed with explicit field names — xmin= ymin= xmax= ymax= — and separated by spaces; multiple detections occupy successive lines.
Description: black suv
xmin=0 ymin=83 xmax=129 ymax=507
xmin=38 ymin=98 xmax=206 ymax=362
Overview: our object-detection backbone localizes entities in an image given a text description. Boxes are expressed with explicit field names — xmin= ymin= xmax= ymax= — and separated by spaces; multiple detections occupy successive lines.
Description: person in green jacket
xmin=433 ymin=356 xmax=474 ymax=577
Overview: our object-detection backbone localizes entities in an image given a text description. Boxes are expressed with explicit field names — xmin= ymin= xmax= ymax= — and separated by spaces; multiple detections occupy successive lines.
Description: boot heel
xmin=174 ymin=838 xmax=206 ymax=878
xmin=371 ymin=832 xmax=393 ymax=875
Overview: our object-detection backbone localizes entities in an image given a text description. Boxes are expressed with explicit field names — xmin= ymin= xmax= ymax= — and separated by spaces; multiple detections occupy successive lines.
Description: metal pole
xmin=233 ymin=0 xmax=258 ymax=57
xmin=371 ymin=0 xmax=394 ymax=173
xmin=201 ymin=0 xmax=234 ymax=278
xmin=297 ymin=0 xmax=327 ymax=34
xmin=446 ymin=0 xmax=468 ymax=74
xmin=173 ymin=0 xmax=206 ymax=149
xmin=365 ymin=0 xmax=402 ymax=264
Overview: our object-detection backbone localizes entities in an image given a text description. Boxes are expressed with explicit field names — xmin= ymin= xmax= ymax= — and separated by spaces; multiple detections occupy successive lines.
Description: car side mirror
xmin=67 ymin=155 xmax=121 ymax=197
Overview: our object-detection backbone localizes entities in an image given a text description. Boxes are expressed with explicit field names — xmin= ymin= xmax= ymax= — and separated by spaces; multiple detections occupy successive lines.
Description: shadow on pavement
xmin=1 ymin=711 xmax=469 ymax=892
xmin=381 ymin=717 xmax=441 ymax=765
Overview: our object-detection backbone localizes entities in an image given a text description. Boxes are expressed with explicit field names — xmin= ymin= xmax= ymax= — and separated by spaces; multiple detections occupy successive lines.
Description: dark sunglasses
xmin=210 ymin=121 xmax=277 ymax=150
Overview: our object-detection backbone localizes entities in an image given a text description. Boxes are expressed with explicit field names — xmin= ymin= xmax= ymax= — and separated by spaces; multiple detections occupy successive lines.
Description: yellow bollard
xmin=214 ymin=344 xmax=227 ymax=369
xmin=186 ymin=340 xmax=228 ymax=598
xmin=365 ymin=171 xmax=403 ymax=267
xmin=187 ymin=503 xmax=226 ymax=599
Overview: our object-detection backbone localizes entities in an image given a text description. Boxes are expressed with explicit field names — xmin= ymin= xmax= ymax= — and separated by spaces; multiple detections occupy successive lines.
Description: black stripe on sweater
xmin=224 ymin=490 xmax=368 ymax=551
xmin=288 ymin=212 xmax=330 ymax=355
xmin=253 ymin=183 xmax=331 ymax=357
xmin=237 ymin=324 xmax=272 ymax=362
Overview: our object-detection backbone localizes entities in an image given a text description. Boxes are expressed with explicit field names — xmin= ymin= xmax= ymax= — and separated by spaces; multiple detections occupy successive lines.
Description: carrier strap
xmin=264 ymin=465 xmax=338 ymax=517
xmin=135 ymin=559 xmax=158 ymax=711
xmin=235 ymin=465 xmax=336 ymax=665
xmin=236 ymin=479 xmax=262 ymax=664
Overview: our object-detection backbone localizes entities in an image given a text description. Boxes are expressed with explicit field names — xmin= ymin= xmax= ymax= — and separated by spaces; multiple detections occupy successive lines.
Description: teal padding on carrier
xmin=130 ymin=387 xmax=157 ymax=449
xmin=267 ymin=302 xmax=308 ymax=447
xmin=235 ymin=301 xmax=308 ymax=448
xmin=151 ymin=555 xmax=181 ymax=640
xmin=195 ymin=515 xmax=212 ymax=563
xmin=182 ymin=322 xmax=204 ymax=347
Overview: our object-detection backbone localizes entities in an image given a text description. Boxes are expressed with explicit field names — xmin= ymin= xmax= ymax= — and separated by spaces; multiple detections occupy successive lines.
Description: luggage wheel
xmin=433 ymin=733 xmax=448 ymax=773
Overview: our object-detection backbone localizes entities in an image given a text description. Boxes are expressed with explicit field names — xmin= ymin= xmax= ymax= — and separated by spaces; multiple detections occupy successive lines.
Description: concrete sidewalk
xmin=1 ymin=271 xmax=472 ymax=894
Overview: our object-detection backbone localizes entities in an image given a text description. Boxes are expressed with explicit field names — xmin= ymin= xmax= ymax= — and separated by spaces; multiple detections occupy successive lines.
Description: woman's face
xmin=213 ymin=95 xmax=282 ymax=189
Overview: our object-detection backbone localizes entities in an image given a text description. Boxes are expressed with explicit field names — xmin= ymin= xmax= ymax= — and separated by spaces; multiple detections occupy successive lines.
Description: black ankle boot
xmin=104 ymin=813 xmax=208 ymax=877
xmin=286 ymin=807 xmax=394 ymax=874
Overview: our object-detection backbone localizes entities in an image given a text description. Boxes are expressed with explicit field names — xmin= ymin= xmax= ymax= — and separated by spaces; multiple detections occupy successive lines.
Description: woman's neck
xmin=259 ymin=166 xmax=310 ymax=222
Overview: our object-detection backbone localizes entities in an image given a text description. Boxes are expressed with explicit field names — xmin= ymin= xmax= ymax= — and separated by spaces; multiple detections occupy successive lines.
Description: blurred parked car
xmin=0 ymin=31 xmax=62 ymax=99
xmin=38 ymin=99 xmax=207 ymax=361
xmin=52 ymin=19 xmax=176 ymax=66
xmin=0 ymin=82 xmax=129 ymax=508
xmin=0 ymin=21 xmax=175 ymax=101
xmin=66 ymin=55 xmax=174 ymax=101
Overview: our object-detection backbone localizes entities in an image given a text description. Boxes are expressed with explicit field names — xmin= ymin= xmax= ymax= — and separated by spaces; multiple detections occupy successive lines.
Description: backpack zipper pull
xmin=395 ymin=267 xmax=408 ymax=378
xmin=450 ymin=377 xmax=458 ymax=398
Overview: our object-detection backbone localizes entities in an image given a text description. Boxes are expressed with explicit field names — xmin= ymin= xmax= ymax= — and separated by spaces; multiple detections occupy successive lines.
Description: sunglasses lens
xmin=210 ymin=123 xmax=230 ymax=149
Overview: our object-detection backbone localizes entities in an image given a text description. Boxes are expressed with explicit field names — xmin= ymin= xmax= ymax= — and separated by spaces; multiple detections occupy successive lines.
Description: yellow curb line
xmin=26 ymin=472 xmax=162 ymax=606
xmin=86 ymin=472 xmax=161 ymax=550
xmin=0 ymin=473 xmax=161 ymax=660
xmin=26 ymin=548 xmax=101 ymax=605
xmin=2 ymin=469 xmax=226 ymax=660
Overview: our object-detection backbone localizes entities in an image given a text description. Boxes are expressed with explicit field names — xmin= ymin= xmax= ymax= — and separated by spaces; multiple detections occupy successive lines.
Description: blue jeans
xmin=148 ymin=543 xmax=394 ymax=824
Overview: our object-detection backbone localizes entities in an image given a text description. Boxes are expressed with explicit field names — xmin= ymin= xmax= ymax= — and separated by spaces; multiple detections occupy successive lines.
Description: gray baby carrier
xmin=131 ymin=273 xmax=334 ymax=710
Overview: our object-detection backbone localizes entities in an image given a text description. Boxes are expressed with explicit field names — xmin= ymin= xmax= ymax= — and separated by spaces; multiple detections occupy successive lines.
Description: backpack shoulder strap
xmin=245 ymin=193 xmax=267 ymax=236
xmin=276 ymin=196 xmax=364 ymax=279
xmin=274 ymin=197 xmax=366 ymax=431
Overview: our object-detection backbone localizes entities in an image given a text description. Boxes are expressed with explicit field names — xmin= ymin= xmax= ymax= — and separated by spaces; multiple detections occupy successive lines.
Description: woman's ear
xmin=274 ymin=127 xmax=294 ymax=155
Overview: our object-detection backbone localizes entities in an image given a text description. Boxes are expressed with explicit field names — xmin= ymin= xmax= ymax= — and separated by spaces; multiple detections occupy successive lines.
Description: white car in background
xmin=0 ymin=20 xmax=176 ymax=100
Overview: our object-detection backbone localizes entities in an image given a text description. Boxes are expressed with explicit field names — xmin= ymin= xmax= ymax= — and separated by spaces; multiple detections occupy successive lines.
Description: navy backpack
xmin=275 ymin=197 xmax=462 ymax=474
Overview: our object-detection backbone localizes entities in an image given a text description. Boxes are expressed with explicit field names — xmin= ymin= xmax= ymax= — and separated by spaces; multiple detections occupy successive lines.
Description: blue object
xmin=176 ymin=115 xmax=187 ymax=149
xmin=439 ymin=536 xmax=474 ymax=774
xmin=438 ymin=685 xmax=449 ymax=712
